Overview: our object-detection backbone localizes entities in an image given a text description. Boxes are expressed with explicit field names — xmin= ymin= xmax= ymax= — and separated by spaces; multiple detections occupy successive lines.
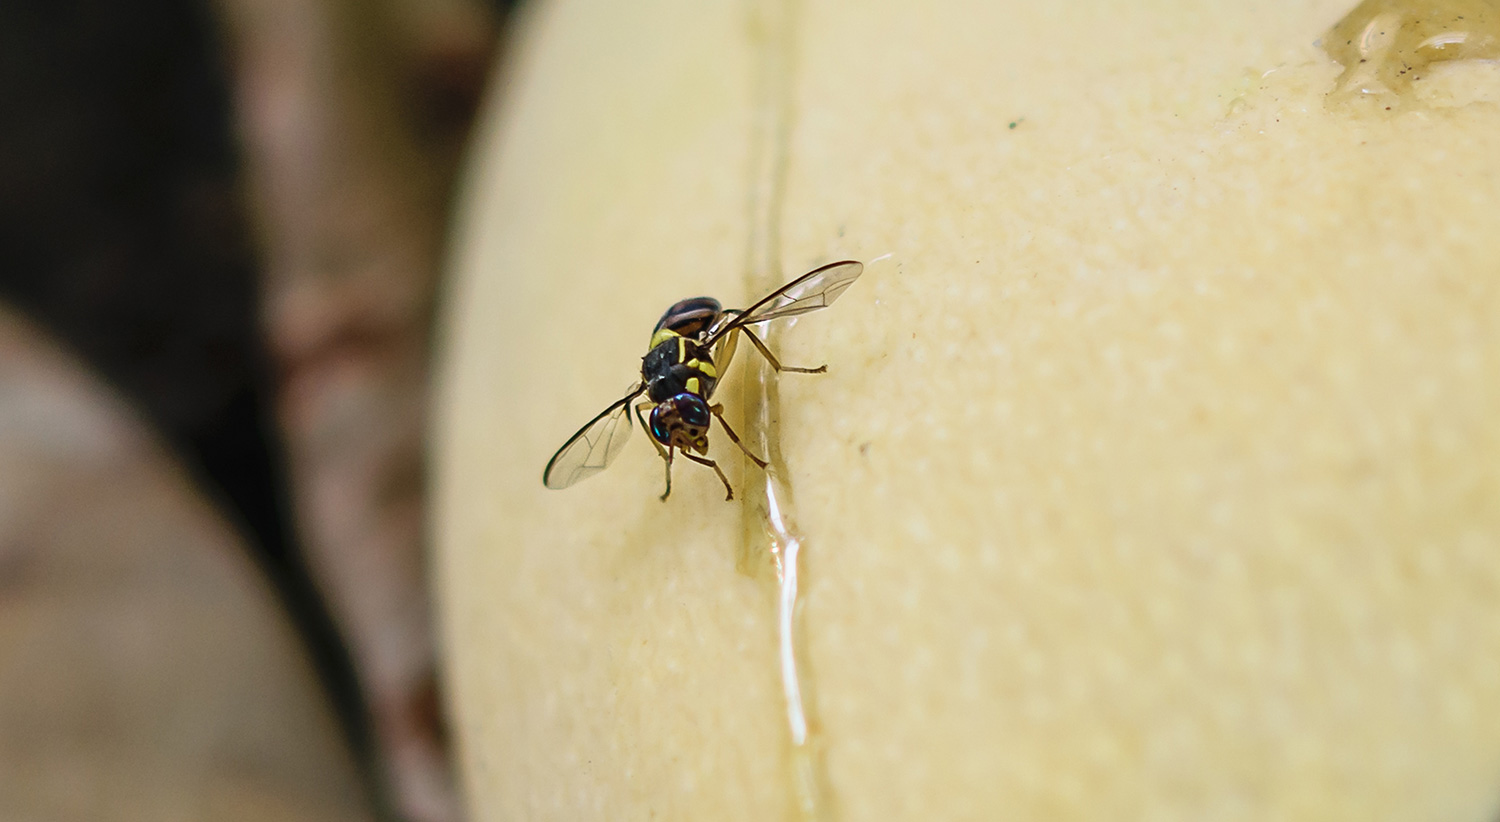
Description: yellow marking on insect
xmin=686 ymin=377 xmax=701 ymax=394
xmin=650 ymin=328 xmax=680 ymax=349
xmin=677 ymin=337 xmax=689 ymax=362
xmin=683 ymin=359 xmax=717 ymax=379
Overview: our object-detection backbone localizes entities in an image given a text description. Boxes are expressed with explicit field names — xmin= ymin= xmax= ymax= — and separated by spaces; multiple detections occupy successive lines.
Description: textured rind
xmin=435 ymin=0 xmax=1500 ymax=819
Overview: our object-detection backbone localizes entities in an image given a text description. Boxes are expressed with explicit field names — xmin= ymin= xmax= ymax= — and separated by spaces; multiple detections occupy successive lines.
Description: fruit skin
xmin=436 ymin=0 xmax=1500 ymax=818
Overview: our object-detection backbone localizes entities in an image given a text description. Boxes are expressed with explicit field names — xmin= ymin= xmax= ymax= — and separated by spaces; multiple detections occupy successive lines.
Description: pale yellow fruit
xmin=435 ymin=0 xmax=1500 ymax=819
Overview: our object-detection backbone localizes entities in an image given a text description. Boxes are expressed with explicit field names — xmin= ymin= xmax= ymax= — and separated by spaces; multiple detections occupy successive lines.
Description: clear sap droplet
xmin=1323 ymin=0 xmax=1500 ymax=110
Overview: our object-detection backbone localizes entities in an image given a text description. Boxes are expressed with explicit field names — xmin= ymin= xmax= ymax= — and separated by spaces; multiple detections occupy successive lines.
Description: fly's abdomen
xmin=652 ymin=296 xmax=722 ymax=341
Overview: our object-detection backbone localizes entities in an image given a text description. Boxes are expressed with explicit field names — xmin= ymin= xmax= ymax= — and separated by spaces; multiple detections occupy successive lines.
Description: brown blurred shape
xmin=0 ymin=306 xmax=374 ymax=822
xmin=215 ymin=0 xmax=499 ymax=819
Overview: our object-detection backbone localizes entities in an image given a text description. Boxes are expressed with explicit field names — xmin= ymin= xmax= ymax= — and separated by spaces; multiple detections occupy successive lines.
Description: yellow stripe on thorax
xmin=649 ymin=327 xmax=681 ymax=349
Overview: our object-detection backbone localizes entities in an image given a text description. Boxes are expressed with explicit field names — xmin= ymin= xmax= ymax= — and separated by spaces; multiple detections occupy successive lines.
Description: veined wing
xmin=705 ymin=260 xmax=864 ymax=345
xmin=542 ymin=385 xmax=643 ymax=489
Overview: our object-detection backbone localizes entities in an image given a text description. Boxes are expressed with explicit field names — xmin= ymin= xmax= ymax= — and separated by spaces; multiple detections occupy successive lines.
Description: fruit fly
xmin=542 ymin=260 xmax=864 ymax=500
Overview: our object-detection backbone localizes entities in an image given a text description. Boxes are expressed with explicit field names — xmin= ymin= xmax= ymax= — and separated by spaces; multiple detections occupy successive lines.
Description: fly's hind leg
xmin=682 ymin=452 xmax=735 ymax=501
xmin=741 ymin=326 xmax=826 ymax=373
xmin=636 ymin=402 xmax=674 ymax=501
xmin=708 ymin=404 xmax=767 ymax=468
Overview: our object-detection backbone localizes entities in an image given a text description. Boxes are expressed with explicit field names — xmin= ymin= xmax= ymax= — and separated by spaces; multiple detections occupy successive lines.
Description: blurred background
xmin=0 ymin=0 xmax=508 ymax=819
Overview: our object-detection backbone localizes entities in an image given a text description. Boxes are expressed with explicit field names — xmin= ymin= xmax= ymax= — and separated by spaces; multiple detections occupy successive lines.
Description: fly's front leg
xmin=741 ymin=326 xmax=826 ymax=373
xmin=636 ymin=402 xmax=674 ymax=501
xmin=659 ymin=450 xmax=674 ymax=501
xmin=682 ymin=452 xmax=734 ymax=501
xmin=708 ymin=404 xmax=767 ymax=468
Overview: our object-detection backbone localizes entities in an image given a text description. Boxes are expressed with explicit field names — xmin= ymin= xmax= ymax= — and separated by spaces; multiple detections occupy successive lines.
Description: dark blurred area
xmin=0 ymin=1 xmax=273 ymax=551
xmin=0 ymin=0 xmax=507 ymax=819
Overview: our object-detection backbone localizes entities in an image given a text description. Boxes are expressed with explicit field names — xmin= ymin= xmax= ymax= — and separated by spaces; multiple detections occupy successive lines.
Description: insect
xmin=543 ymin=260 xmax=864 ymax=501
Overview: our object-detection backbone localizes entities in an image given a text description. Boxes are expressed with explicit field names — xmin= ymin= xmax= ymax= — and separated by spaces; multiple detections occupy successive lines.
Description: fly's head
xmin=649 ymin=394 xmax=711 ymax=453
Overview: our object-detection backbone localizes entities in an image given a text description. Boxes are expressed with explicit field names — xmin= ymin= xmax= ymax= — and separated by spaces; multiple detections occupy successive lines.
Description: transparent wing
xmin=706 ymin=260 xmax=864 ymax=345
xmin=542 ymin=385 xmax=643 ymax=489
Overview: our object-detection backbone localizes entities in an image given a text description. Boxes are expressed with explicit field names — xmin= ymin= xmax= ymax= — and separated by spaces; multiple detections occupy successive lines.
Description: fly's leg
xmin=715 ymin=326 xmax=741 ymax=373
xmin=709 ymin=404 xmax=767 ymax=468
xmin=660 ymin=450 xmax=675 ymax=501
xmin=682 ymin=452 xmax=735 ymax=501
xmin=741 ymin=326 xmax=826 ymax=373
xmin=636 ymin=402 xmax=674 ymax=501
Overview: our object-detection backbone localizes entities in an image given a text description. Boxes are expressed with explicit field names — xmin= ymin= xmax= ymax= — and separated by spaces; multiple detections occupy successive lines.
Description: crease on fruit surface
xmin=739 ymin=0 xmax=836 ymax=818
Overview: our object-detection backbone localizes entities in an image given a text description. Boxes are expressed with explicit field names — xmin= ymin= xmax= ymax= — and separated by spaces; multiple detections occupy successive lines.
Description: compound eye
xmin=677 ymin=395 xmax=711 ymax=428
xmin=648 ymin=406 xmax=670 ymax=443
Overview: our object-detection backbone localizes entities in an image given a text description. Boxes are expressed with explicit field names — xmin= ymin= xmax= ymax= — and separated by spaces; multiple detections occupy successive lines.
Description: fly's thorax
xmin=648 ymin=393 xmax=712 ymax=452
xmin=642 ymin=334 xmax=719 ymax=403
